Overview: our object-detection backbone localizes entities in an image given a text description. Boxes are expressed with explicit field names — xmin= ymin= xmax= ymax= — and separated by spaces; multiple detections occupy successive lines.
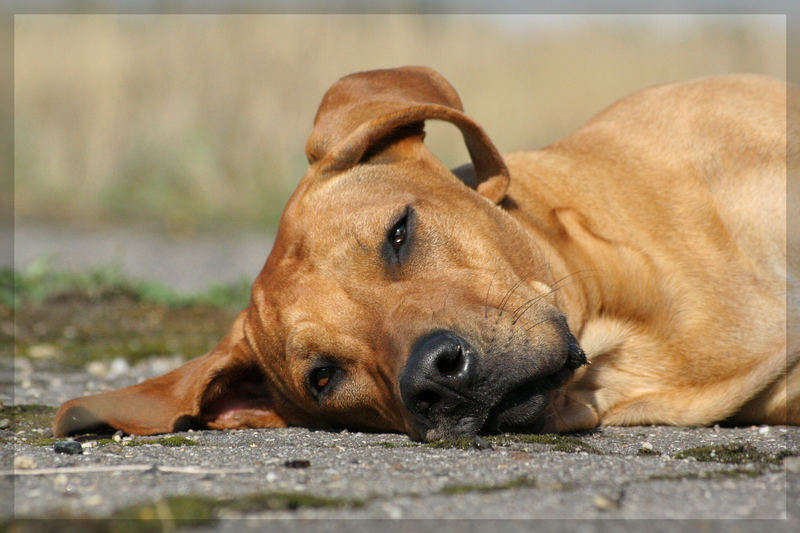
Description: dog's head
xmin=54 ymin=67 xmax=586 ymax=441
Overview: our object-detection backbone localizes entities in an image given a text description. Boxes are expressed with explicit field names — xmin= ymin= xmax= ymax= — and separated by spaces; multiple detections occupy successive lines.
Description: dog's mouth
xmin=480 ymin=362 xmax=575 ymax=434
xmin=400 ymin=331 xmax=586 ymax=441
xmin=482 ymin=330 xmax=586 ymax=435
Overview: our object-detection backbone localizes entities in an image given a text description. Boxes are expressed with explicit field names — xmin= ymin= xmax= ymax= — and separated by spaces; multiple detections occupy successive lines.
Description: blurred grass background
xmin=14 ymin=14 xmax=786 ymax=235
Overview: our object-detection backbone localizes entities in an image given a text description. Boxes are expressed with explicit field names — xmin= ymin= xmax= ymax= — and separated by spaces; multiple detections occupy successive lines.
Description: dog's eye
xmin=391 ymin=221 xmax=407 ymax=251
xmin=386 ymin=208 xmax=412 ymax=259
xmin=383 ymin=206 xmax=414 ymax=268
xmin=309 ymin=365 xmax=337 ymax=397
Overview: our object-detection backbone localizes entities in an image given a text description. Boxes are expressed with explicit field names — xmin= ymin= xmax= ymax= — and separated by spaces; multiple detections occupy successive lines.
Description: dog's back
xmin=500 ymin=75 xmax=798 ymax=428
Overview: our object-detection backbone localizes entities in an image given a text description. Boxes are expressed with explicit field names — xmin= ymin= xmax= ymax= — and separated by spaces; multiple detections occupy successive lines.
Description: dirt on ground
xmin=10 ymin=292 xmax=239 ymax=368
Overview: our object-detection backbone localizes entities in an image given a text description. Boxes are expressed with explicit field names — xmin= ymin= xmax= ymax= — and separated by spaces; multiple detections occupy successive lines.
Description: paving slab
xmin=1 ymin=355 xmax=798 ymax=532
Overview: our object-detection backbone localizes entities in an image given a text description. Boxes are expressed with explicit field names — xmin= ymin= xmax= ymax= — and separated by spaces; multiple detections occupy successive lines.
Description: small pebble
xmin=54 ymin=440 xmax=83 ymax=455
xmin=284 ymin=459 xmax=311 ymax=468
xmin=28 ymin=343 xmax=58 ymax=359
xmin=86 ymin=361 xmax=108 ymax=378
xmin=85 ymin=495 xmax=103 ymax=506
xmin=383 ymin=504 xmax=403 ymax=519
xmin=107 ymin=357 xmax=130 ymax=379
xmin=0 ymin=418 xmax=9 ymax=430
xmin=593 ymin=494 xmax=620 ymax=511
xmin=14 ymin=455 xmax=37 ymax=469
xmin=640 ymin=441 xmax=653 ymax=450
xmin=112 ymin=431 xmax=124 ymax=443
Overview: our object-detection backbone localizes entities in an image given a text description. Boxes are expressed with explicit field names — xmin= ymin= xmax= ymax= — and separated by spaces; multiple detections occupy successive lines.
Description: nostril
xmin=436 ymin=344 xmax=465 ymax=376
xmin=401 ymin=331 xmax=476 ymax=424
xmin=414 ymin=389 xmax=440 ymax=415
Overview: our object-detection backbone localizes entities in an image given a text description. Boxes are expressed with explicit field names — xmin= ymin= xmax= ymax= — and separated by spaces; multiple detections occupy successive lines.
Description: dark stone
xmin=54 ymin=440 xmax=83 ymax=455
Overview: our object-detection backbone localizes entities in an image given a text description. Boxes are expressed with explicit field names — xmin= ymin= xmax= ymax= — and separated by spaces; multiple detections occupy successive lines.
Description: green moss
xmin=648 ymin=468 xmax=763 ymax=481
xmin=112 ymin=491 xmax=364 ymax=527
xmin=158 ymin=436 xmax=200 ymax=447
xmin=7 ymin=519 xmax=114 ymax=533
xmin=125 ymin=436 xmax=199 ymax=447
xmin=115 ymin=495 xmax=215 ymax=524
xmin=0 ymin=404 xmax=57 ymax=433
xmin=441 ymin=476 xmax=538 ymax=495
xmin=7 ymin=262 xmax=251 ymax=310
xmin=12 ymin=284 xmax=240 ymax=367
xmin=30 ymin=437 xmax=58 ymax=447
xmin=489 ymin=433 xmax=603 ymax=454
xmin=421 ymin=433 xmax=602 ymax=453
xmin=673 ymin=442 xmax=781 ymax=464
xmin=14 ymin=491 xmax=365 ymax=530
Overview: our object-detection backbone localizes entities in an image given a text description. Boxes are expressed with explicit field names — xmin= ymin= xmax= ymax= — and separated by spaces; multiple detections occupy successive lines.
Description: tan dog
xmin=54 ymin=67 xmax=799 ymax=441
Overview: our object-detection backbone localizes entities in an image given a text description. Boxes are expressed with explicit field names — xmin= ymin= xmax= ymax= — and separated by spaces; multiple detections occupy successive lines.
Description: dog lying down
xmin=54 ymin=67 xmax=799 ymax=441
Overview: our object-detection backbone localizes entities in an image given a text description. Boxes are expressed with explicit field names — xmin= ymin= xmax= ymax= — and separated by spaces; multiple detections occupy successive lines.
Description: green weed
xmin=5 ymin=260 xmax=251 ymax=310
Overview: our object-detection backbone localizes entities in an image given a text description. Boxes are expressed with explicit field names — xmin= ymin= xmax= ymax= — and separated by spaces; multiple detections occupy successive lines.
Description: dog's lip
xmin=402 ymin=363 xmax=574 ymax=440
xmin=480 ymin=363 xmax=573 ymax=434
xmin=400 ymin=379 xmax=482 ymax=440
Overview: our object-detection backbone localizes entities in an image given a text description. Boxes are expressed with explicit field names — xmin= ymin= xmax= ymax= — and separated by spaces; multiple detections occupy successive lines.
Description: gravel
xmin=2 ymin=355 xmax=798 ymax=531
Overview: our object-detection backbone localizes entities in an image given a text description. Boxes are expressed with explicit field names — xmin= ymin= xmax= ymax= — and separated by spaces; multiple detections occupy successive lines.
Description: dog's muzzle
xmin=399 ymin=331 xmax=483 ymax=439
xmin=399 ymin=328 xmax=586 ymax=441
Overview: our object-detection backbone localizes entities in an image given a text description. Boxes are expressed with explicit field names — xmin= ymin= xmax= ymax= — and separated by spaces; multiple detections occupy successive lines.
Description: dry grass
xmin=14 ymin=14 xmax=785 ymax=232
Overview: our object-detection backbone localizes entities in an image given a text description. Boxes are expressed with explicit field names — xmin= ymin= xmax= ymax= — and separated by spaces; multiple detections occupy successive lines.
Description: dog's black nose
xmin=400 ymin=331 xmax=476 ymax=424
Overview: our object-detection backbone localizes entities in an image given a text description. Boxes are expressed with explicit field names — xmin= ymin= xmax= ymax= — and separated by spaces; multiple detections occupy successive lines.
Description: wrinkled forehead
xmin=254 ymin=170 xmax=409 ymax=320
xmin=290 ymin=160 xmax=465 ymax=225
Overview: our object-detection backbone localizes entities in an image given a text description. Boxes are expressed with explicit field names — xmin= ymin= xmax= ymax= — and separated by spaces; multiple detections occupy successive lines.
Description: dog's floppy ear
xmin=53 ymin=311 xmax=285 ymax=436
xmin=306 ymin=66 xmax=510 ymax=203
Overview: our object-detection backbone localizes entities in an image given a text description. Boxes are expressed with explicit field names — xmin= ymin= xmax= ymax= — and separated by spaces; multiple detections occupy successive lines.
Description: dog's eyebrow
xmin=385 ymin=204 xmax=413 ymax=233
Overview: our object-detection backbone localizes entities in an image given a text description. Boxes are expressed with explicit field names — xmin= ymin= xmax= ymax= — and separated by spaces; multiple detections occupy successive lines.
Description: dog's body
xmin=54 ymin=67 xmax=799 ymax=440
